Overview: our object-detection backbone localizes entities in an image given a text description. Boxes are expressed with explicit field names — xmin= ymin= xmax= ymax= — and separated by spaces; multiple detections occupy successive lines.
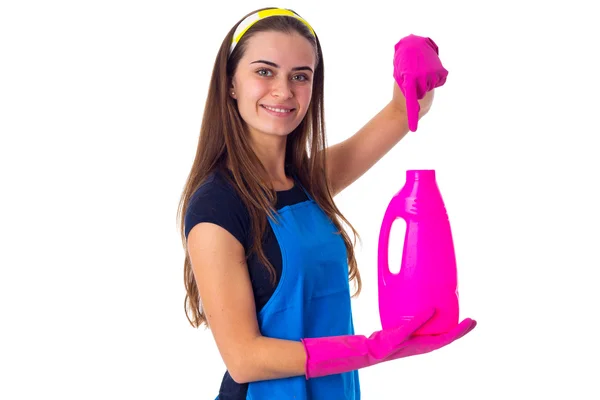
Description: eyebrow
xmin=250 ymin=59 xmax=313 ymax=73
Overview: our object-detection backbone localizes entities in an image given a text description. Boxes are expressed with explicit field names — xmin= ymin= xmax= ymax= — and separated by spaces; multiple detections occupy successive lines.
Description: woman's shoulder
xmin=190 ymin=168 xmax=239 ymax=201
xmin=184 ymin=168 xmax=250 ymax=242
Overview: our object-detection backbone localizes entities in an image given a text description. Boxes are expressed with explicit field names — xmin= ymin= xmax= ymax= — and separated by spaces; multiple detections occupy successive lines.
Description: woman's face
xmin=231 ymin=30 xmax=316 ymax=141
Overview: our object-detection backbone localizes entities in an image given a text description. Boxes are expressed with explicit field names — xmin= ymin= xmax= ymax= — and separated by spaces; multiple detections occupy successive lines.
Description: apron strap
xmin=291 ymin=172 xmax=314 ymax=201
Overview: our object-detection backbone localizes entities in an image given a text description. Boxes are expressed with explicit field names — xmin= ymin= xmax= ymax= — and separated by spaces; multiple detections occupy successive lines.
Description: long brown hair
xmin=176 ymin=7 xmax=362 ymax=329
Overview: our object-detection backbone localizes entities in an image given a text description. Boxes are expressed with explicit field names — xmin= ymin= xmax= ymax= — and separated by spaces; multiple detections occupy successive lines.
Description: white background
xmin=2 ymin=0 xmax=599 ymax=399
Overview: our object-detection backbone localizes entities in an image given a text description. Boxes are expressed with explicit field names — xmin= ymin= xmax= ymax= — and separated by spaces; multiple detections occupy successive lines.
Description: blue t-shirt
xmin=184 ymin=167 xmax=309 ymax=399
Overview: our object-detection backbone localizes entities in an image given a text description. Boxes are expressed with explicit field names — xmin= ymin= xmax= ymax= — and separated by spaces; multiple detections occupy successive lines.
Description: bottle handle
xmin=378 ymin=199 xmax=404 ymax=285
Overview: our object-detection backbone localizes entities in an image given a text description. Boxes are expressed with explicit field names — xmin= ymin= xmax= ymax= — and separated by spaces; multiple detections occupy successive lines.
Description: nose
xmin=271 ymin=77 xmax=293 ymax=99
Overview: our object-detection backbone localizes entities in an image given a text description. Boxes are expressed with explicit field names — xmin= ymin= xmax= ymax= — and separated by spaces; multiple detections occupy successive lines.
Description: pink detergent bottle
xmin=377 ymin=169 xmax=459 ymax=335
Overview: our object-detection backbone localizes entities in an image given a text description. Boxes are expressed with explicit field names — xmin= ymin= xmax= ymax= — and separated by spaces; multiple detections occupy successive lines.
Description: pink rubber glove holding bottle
xmin=393 ymin=34 xmax=449 ymax=132
xmin=301 ymin=308 xmax=476 ymax=379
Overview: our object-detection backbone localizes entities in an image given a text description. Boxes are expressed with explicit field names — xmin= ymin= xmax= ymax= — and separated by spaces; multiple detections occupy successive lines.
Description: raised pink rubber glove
xmin=393 ymin=34 xmax=449 ymax=132
xmin=301 ymin=309 xmax=476 ymax=379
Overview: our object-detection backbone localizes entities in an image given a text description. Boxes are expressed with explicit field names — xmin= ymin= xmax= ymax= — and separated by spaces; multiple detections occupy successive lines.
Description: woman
xmin=177 ymin=7 xmax=476 ymax=400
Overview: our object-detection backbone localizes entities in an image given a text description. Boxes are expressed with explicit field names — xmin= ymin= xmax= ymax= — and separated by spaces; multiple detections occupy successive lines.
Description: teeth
xmin=263 ymin=105 xmax=292 ymax=113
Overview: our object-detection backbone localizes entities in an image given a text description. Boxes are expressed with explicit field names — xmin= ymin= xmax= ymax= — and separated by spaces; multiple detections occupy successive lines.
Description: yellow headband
xmin=229 ymin=8 xmax=316 ymax=55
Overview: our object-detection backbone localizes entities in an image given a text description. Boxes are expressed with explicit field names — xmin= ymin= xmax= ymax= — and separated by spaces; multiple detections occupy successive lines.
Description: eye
xmin=256 ymin=68 xmax=273 ymax=77
xmin=293 ymin=74 xmax=310 ymax=82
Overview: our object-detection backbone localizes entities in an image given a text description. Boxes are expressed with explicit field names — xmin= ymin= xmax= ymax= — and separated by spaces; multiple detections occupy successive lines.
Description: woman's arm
xmin=187 ymin=222 xmax=307 ymax=384
xmin=325 ymin=84 xmax=433 ymax=197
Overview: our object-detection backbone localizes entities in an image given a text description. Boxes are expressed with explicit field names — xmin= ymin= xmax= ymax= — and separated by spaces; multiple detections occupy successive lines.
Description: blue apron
xmin=239 ymin=181 xmax=360 ymax=399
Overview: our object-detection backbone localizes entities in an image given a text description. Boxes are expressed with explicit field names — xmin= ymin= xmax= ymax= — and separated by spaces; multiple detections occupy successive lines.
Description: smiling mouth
xmin=261 ymin=105 xmax=295 ymax=114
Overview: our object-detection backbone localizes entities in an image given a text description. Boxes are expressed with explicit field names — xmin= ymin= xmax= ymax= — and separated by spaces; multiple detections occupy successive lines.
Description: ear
xmin=229 ymin=81 xmax=237 ymax=99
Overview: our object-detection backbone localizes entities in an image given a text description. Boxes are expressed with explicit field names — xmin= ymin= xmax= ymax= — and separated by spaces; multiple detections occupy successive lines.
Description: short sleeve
xmin=184 ymin=172 xmax=250 ymax=250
